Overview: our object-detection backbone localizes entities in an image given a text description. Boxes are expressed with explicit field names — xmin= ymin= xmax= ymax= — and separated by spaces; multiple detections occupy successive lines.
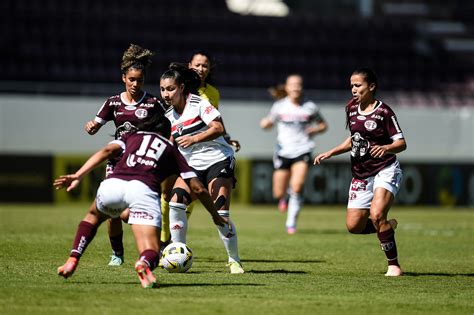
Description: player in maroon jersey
xmin=314 ymin=68 xmax=407 ymax=276
xmin=84 ymin=44 xmax=166 ymax=266
xmin=55 ymin=113 xmax=225 ymax=288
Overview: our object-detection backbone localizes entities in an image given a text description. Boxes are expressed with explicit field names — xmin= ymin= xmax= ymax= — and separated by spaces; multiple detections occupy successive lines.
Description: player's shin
xmin=160 ymin=196 xmax=171 ymax=243
xmin=216 ymin=210 xmax=240 ymax=263
xmin=169 ymin=202 xmax=188 ymax=243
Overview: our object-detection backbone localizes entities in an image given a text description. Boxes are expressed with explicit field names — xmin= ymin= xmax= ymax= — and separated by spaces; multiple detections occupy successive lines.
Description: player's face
xmin=188 ymin=54 xmax=210 ymax=83
xmin=350 ymin=74 xmax=375 ymax=104
xmin=285 ymin=75 xmax=303 ymax=101
xmin=160 ymin=78 xmax=185 ymax=107
xmin=122 ymin=68 xmax=145 ymax=97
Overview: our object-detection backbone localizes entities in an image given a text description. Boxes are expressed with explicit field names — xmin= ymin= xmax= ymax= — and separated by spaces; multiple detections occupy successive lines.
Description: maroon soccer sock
xmin=70 ymin=221 xmax=98 ymax=259
xmin=109 ymin=232 xmax=124 ymax=256
xmin=139 ymin=250 xmax=159 ymax=271
xmin=360 ymin=219 xmax=376 ymax=234
xmin=377 ymin=227 xmax=399 ymax=266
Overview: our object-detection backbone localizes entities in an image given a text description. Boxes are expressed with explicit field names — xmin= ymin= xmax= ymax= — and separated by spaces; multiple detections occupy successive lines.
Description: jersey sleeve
xmin=199 ymin=99 xmax=221 ymax=125
xmin=94 ymin=98 xmax=114 ymax=125
xmin=385 ymin=107 xmax=404 ymax=140
xmin=267 ymin=102 xmax=280 ymax=122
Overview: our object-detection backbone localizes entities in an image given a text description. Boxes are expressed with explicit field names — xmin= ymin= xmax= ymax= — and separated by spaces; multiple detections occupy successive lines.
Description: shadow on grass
xmin=403 ymin=272 xmax=474 ymax=277
xmin=247 ymin=269 xmax=307 ymax=274
xmin=159 ymin=283 xmax=265 ymax=288
xmin=196 ymin=257 xmax=325 ymax=264
xmin=296 ymin=229 xmax=347 ymax=235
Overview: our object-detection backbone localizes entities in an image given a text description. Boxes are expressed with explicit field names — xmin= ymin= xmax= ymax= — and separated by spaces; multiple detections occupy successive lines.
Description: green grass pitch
xmin=0 ymin=203 xmax=473 ymax=314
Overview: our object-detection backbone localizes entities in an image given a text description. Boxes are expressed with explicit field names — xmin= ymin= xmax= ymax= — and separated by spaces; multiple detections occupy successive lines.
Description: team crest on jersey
xmin=176 ymin=123 xmax=184 ymax=135
xmin=364 ymin=120 xmax=377 ymax=131
xmin=135 ymin=108 xmax=148 ymax=119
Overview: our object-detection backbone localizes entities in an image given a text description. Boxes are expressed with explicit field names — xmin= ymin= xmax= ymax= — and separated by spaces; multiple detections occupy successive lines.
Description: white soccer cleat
xmin=385 ymin=265 xmax=403 ymax=277
xmin=108 ymin=253 xmax=124 ymax=266
xmin=228 ymin=261 xmax=245 ymax=274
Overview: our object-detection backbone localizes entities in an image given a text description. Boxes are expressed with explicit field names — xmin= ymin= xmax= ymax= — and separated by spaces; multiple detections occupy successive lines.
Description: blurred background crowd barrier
xmin=1 ymin=0 xmax=473 ymax=205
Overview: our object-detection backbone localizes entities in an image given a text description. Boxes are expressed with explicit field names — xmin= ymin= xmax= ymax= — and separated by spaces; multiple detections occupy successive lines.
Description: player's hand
xmin=314 ymin=152 xmax=331 ymax=165
xmin=370 ymin=145 xmax=388 ymax=158
xmin=175 ymin=135 xmax=196 ymax=148
xmin=53 ymin=174 xmax=81 ymax=192
xmin=85 ymin=121 xmax=100 ymax=135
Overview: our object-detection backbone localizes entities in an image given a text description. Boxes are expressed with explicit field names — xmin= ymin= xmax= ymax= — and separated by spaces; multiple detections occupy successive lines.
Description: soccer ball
xmin=161 ymin=242 xmax=193 ymax=273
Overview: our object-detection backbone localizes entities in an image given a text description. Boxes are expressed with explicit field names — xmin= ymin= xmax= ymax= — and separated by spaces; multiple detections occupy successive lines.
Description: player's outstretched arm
xmin=53 ymin=143 xmax=122 ymax=191
xmin=314 ymin=136 xmax=352 ymax=165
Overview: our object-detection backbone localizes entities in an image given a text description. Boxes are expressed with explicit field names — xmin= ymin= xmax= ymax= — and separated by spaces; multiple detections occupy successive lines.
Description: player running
xmin=260 ymin=74 xmax=328 ymax=234
xmin=314 ymin=68 xmax=406 ymax=276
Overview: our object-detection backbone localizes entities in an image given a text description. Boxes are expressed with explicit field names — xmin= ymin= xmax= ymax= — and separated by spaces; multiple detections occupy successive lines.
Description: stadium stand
xmin=1 ymin=0 xmax=472 ymax=105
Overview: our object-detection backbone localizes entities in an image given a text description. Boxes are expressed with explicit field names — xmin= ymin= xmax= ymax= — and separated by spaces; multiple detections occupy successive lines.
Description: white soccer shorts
xmin=347 ymin=160 xmax=403 ymax=209
xmin=96 ymin=178 xmax=161 ymax=228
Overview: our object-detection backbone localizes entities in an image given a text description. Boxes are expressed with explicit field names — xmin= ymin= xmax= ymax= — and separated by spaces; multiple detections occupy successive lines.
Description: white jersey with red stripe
xmin=165 ymin=93 xmax=234 ymax=170
xmin=267 ymin=96 xmax=324 ymax=158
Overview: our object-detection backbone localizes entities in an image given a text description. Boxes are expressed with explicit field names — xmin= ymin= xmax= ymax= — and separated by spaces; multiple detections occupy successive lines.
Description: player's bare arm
xmin=175 ymin=118 xmax=225 ymax=148
xmin=314 ymin=136 xmax=352 ymax=164
xmin=370 ymin=138 xmax=407 ymax=158
xmin=54 ymin=143 xmax=122 ymax=191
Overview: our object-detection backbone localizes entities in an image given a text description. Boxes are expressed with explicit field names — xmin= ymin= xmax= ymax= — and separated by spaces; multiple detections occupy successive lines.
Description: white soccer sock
xmin=216 ymin=210 xmax=240 ymax=263
xmin=285 ymin=192 xmax=302 ymax=228
xmin=169 ymin=202 xmax=188 ymax=243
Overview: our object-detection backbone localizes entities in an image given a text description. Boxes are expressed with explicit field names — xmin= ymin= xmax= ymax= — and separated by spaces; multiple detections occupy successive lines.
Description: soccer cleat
xmin=385 ymin=265 xmax=403 ymax=277
xmin=108 ymin=253 xmax=124 ymax=266
xmin=287 ymin=227 xmax=296 ymax=235
xmin=278 ymin=198 xmax=288 ymax=213
xmin=388 ymin=219 xmax=398 ymax=230
xmin=57 ymin=257 xmax=79 ymax=279
xmin=227 ymin=261 xmax=245 ymax=274
xmin=135 ymin=260 xmax=157 ymax=288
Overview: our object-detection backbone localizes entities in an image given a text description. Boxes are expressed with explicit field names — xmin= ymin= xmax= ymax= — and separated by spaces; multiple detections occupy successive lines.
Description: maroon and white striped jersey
xmin=95 ymin=92 xmax=167 ymax=138
xmin=108 ymin=131 xmax=196 ymax=193
xmin=347 ymin=100 xmax=404 ymax=179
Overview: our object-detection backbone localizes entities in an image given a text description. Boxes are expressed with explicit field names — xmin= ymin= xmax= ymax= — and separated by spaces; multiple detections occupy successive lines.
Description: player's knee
xmin=214 ymin=195 xmax=227 ymax=210
xmin=171 ymin=188 xmax=192 ymax=205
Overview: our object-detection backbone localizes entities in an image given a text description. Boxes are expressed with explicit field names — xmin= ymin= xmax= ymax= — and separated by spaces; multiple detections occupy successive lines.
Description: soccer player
xmin=84 ymin=44 xmax=166 ymax=266
xmin=55 ymin=113 xmax=225 ymax=288
xmin=314 ymin=68 xmax=406 ymax=277
xmin=160 ymin=51 xmax=241 ymax=246
xmin=260 ymin=74 xmax=328 ymax=234
xmin=160 ymin=63 xmax=245 ymax=274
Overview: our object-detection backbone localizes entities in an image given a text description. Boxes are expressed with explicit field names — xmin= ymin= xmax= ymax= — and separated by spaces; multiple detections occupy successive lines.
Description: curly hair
xmin=120 ymin=44 xmax=155 ymax=74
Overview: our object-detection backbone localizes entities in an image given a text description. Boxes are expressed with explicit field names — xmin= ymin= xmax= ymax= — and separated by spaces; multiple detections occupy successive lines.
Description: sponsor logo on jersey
xmin=357 ymin=115 xmax=366 ymax=120
xmin=371 ymin=114 xmax=384 ymax=120
xmin=125 ymin=105 xmax=137 ymax=110
xmin=135 ymin=108 xmax=148 ymax=119
xmin=204 ymin=105 xmax=214 ymax=114
xmin=349 ymin=111 xmax=357 ymax=116
xmin=364 ymin=120 xmax=377 ymax=131
xmin=109 ymin=101 xmax=121 ymax=106
xmin=140 ymin=103 xmax=155 ymax=108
